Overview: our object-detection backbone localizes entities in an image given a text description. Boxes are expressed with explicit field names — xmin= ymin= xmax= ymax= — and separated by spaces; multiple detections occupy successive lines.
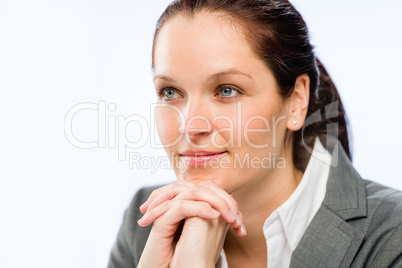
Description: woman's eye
xmin=220 ymin=87 xmax=233 ymax=96
xmin=164 ymin=88 xmax=177 ymax=99
xmin=218 ymin=86 xmax=240 ymax=98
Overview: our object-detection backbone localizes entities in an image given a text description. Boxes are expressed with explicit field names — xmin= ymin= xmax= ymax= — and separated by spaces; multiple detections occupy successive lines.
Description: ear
xmin=287 ymin=73 xmax=310 ymax=131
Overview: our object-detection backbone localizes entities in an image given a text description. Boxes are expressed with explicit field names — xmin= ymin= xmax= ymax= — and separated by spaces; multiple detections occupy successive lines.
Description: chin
xmin=179 ymin=172 xmax=232 ymax=191
xmin=178 ymin=172 xmax=217 ymax=183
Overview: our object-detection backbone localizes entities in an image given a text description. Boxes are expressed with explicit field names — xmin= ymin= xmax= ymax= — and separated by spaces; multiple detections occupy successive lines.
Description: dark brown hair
xmin=152 ymin=0 xmax=351 ymax=171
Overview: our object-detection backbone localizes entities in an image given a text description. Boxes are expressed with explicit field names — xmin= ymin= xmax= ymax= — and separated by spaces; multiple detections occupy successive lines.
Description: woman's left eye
xmin=217 ymin=86 xmax=240 ymax=98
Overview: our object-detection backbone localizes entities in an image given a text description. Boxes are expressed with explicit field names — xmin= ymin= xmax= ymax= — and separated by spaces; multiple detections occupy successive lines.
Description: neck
xmin=224 ymin=155 xmax=303 ymax=256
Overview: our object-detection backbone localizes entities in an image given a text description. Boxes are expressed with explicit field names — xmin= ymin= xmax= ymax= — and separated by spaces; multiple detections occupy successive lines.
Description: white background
xmin=0 ymin=0 xmax=401 ymax=267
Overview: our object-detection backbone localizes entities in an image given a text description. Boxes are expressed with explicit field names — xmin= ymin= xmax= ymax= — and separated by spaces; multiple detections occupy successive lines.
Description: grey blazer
xmin=108 ymin=145 xmax=402 ymax=267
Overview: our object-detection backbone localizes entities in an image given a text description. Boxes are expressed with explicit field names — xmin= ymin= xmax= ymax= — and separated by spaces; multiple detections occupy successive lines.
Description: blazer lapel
xmin=290 ymin=142 xmax=367 ymax=267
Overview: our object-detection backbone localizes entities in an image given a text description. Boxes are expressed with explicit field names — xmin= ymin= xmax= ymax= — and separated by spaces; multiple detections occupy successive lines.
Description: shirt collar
xmin=263 ymin=138 xmax=332 ymax=251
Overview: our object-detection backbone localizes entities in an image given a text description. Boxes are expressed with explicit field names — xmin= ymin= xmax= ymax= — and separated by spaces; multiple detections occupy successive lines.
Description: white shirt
xmin=217 ymin=138 xmax=332 ymax=268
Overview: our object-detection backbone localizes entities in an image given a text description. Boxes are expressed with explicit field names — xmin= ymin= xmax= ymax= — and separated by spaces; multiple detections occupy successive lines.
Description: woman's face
xmin=153 ymin=12 xmax=293 ymax=194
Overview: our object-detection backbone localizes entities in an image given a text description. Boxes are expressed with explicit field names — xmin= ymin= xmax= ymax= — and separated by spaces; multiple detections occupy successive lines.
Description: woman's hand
xmin=170 ymin=216 xmax=230 ymax=267
xmin=139 ymin=180 xmax=246 ymax=236
xmin=136 ymin=180 xmax=246 ymax=268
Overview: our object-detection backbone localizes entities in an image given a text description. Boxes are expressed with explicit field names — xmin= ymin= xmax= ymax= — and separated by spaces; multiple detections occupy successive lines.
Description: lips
xmin=180 ymin=150 xmax=226 ymax=157
xmin=179 ymin=150 xmax=227 ymax=166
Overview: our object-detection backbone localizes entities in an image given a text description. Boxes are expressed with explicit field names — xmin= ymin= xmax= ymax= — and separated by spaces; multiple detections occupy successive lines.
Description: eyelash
xmin=156 ymin=84 xmax=244 ymax=101
xmin=157 ymin=87 xmax=175 ymax=98
xmin=214 ymin=84 xmax=243 ymax=100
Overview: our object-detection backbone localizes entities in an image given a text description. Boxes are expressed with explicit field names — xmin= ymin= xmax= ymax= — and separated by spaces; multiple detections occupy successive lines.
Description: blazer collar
xmin=290 ymin=141 xmax=367 ymax=267
xmin=322 ymin=142 xmax=367 ymax=220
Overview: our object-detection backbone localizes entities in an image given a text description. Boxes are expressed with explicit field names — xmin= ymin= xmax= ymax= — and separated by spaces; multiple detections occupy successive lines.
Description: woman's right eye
xmin=158 ymin=88 xmax=180 ymax=100
xmin=164 ymin=88 xmax=177 ymax=99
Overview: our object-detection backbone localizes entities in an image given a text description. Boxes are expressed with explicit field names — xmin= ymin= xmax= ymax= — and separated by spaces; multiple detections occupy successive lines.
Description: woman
xmin=109 ymin=0 xmax=402 ymax=267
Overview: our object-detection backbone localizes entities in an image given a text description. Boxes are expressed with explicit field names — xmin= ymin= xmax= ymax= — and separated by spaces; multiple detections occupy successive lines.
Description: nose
xmin=180 ymin=99 xmax=213 ymax=139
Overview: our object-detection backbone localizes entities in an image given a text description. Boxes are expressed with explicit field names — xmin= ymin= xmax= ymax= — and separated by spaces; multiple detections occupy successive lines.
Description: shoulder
xmin=364 ymin=179 xmax=402 ymax=225
xmin=356 ymin=179 xmax=402 ymax=266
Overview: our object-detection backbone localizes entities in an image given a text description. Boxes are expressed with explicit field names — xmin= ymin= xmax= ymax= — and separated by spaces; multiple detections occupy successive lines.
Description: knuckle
xmin=187 ymin=184 xmax=202 ymax=196
xmin=145 ymin=208 xmax=154 ymax=218
xmin=198 ymin=200 xmax=210 ymax=208
xmin=171 ymin=183 xmax=180 ymax=190
xmin=230 ymin=199 xmax=239 ymax=210
xmin=214 ymin=196 xmax=226 ymax=208
xmin=161 ymin=199 xmax=171 ymax=208
xmin=150 ymin=188 xmax=162 ymax=198
xmin=155 ymin=185 xmax=166 ymax=193
xmin=191 ymin=184 xmax=202 ymax=191
xmin=147 ymin=203 xmax=154 ymax=211
xmin=188 ymin=188 xmax=199 ymax=196
xmin=195 ymin=202 xmax=211 ymax=216
xmin=175 ymin=200 xmax=187 ymax=211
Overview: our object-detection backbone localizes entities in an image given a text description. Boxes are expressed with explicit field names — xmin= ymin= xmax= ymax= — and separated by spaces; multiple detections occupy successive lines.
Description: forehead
xmin=153 ymin=12 xmax=261 ymax=75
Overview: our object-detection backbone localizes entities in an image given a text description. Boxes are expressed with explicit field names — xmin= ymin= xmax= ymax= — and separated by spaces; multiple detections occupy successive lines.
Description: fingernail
xmin=137 ymin=210 xmax=148 ymax=224
xmin=229 ymin=210 xmax=236 ymax=221
xmin=236 ymin=214 xmax=242 ymax=225
xmin=211 ymin=209 xmax=220 ymax=217
xmin=241 ymin=224 xmax=247 ymax=235
xmin=137 ymin=217 xmax=144 ymax=225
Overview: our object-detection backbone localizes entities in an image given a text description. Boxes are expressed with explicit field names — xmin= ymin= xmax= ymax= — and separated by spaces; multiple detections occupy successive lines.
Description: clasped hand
xmin=137 ymin=180 xmax=246 ymax=268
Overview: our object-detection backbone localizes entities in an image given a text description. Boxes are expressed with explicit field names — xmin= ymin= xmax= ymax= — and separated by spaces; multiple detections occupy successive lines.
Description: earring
xmin=292 ymin=120 xmax=297 ymax=125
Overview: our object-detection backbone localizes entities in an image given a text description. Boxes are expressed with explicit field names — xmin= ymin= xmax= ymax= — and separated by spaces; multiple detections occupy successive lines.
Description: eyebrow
xmin=153 ymin=68 xmax=253 ymax=83
xmin=209 ymin=69 xmax=253 ymax=81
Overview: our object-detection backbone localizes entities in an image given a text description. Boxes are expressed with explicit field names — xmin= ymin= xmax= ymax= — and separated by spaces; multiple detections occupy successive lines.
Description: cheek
xmin=236 ymin=105 xmax=288 ymax=151
xmin=155 ymin=107 xmax=181 ymax=146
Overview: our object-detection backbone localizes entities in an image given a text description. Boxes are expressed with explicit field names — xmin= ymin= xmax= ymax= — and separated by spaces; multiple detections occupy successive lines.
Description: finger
xmin=144 ymin=183 xmax=189 ymax=213
xmin=139 ymin=182 xmax=193 ymax=213
xmin=232 ymin=211 xmax=247 ymax=237
xmin=200 ymin=181 xmax=242 ymax=227
xmin=232 ymin=225 xmax=247 ymax=237
xmin=145 ymin=183 xmax=237 ymax=226
xmin=168 ymin=183 xmax=236 ymax=224
xmin=138 ymin=199 xmax=220 ymax=227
